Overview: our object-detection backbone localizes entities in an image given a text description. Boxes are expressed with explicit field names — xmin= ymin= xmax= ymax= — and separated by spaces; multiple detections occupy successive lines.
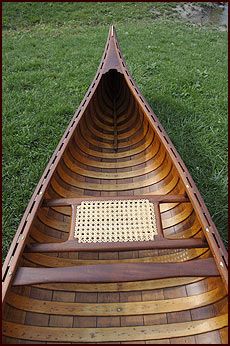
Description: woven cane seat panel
xmin=74 ymin=199 xmax=158 ymax=243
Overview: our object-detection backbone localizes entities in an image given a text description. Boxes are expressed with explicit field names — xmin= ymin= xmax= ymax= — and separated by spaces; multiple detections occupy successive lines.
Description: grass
xmin=2 ymin=2 xmax=228 ymax=259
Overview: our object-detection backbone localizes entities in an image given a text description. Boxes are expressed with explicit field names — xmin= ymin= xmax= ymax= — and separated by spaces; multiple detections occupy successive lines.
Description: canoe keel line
xmin=2 ymin=26 xmax=228 ymax=343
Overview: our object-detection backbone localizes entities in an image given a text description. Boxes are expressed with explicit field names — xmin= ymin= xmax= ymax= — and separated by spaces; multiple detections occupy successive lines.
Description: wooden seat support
xmin=25 ymin=238 xmax=208 ymax=253
xmin=13 ymin=258 xmax=219 ymax=286
xmin=42 ymin=194 xmax=190 ymax=207
xmin=26 ymin=194 xmax=206 ymax=253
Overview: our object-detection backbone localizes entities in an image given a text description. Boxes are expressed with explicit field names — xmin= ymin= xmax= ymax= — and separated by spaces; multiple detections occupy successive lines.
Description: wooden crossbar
xmin=25 ymin=238 xmax=208 ymax=253
xmin=42 ymin=194 xmax=190 ymax=207
xmin=13 ymin=258 xmax=219 ymax=286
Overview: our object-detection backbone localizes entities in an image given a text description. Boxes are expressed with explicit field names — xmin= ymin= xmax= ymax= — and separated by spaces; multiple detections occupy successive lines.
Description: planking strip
xmin=2 ymin=314 xmax=228 ymax=342
xmin=7 ymin=287 xmax=225 ymax=316
xmin=23 ymin=248 xmax=208 ymax=267
xmin=34 ymin=277 xmax=204 ymax=292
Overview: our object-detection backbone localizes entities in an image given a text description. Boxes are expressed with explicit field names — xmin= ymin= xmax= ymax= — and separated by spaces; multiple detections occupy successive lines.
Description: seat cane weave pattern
xmin=74 ymin=199 xmax=158 ymax=243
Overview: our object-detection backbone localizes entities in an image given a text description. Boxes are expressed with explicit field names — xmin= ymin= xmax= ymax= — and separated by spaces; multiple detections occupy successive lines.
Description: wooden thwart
xmin=25 ymin=238 xmax=208 ymax=253
xmin=13 ymin=258 xmax=218 ymax=286
xmin=42 ymin=194 xmax=190 ymax=207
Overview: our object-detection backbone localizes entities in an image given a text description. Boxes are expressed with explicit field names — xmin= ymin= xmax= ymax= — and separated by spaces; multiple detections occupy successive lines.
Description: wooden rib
xmin=82 ymin=107 xmax=142 ymax=140
xmin=13 ymin=259 xmax=218 ymax=286
xmin=23 ymin=248 xmax=208 ymax=267
xmin=30 ymin=227 xmax=63 ymax=243
xmin=162 ymin=204 xmax=194 ymax=229
xmin=79 ymin=108 xmax=149 ymax=147
xmin=75 ymin=118 xmax=150 ymax=152
xmin=94 ymin=89 xmax=130 ymax=122
xmin=3 ymin=315 xmax=227 ymax=342
xmin=69 ymin=139 xmax=161 ymax=169
xmin=34 ymin=277 xmax=204 ymax=292
xmin=63 ymin=145 xmax=166 ymax=180
xmin=163 ymin=210 xmax=200 ymax=233
xmin=85 ymin=105 xmax=142 ymax=138
xmin=76 ymin=130 xmax=153 ymax=159
xmin=87 ymin=101 xmax=140 ymax=133
xmin=95 ymin=91 xmax=130 ymax=122
xmin=165 ymin=222 xmax=202 ymax=239
xmin=90 ymin=91 xmax=134 ymax=125
xmin=82 ymin=106 xmax=142 ymax=140
xmin=75 ymin=127 xmax=154 ymax=159
xmin=37 ymin=210 xmax=69 ymax=232
xmin=88 ymin=104 xmax=139 ymax=132
xmin=79 ymin=118 xmax=149 ymax=149
xmin=7 ymin=286 xmax=225 ymax=316
xmin=56 ymin=159 xmax=173 ymax=191
xmin=81 ymin=112 xmax=143 ymax=141
xmin=51 ymin=167 xmax=181 ymax=198
xmin=94 ymin=85 xmax=131 ymax=121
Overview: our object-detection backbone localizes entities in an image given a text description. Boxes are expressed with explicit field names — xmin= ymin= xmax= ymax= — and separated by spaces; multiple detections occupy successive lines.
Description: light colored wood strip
xmin=34 ymin=277 xmax=203 ymax=292
xmin=63 ymin=144 xmax=165 ymax=180
xmin=87 ymin=102 xmax=140 ymax=132
xmin=23 ymin=248 xmax=208 ymax=268
xmin=7 ymin=287 xmax=225 ymax=316
xmin=162 ymin=204 xmax=194 ymax=229
xmin=87 ymin=106 xmax=139 ymax=132
xmin=79 ymin=117 xmax=149 ymax=149
xmin=56 ymin=159 xmax=172 ymax=191
xmin=75 ymin=129 xmax=154 ymax=159
xmin=51 ymin=167 xmax=180 ymax=198
xmin=3 ymin=315 xmax=227 ymax=342
xmin=68 ymin=139 xmax=160 ymax=168
xmin=81 ymin=108 xmax=143 ymax=140
xmin=165 ymin=218 xmax=202 ymax=239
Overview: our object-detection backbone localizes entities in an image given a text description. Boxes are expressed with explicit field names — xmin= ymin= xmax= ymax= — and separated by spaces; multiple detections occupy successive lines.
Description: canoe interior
xmin=2 ymin=30 xmax=228 ymax=344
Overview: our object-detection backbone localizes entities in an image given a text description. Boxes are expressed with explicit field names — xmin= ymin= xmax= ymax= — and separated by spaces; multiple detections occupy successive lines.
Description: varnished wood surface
xmin=13 ymin=259 xmax=218 ymax=286
xmin=3 ymin=315 xmax=228 ymax=342
xmin=25 ymin=238 xmax=208 ymax=253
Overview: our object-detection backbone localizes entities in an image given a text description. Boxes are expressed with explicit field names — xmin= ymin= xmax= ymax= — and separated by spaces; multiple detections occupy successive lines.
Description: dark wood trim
xmin=25 ymin=238 xmax=208 ymax=253
xmin=68 ymin=205 xmax=76 ymax=240
xmin=12 ymin=258 xmax=219 ymax=286
xmin=42 ymin=194 xmax=190 ymax=207
xmin=154 ymin=202 xmax=164 ymax=238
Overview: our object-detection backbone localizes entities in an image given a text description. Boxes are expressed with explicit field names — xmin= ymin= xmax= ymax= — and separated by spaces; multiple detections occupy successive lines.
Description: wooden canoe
xmin=2 ymin=25 xmax=228 ymax=344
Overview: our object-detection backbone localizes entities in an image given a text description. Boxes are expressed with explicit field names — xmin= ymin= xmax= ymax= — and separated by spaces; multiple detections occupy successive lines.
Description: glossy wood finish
xmin=2 ymin=26 xmax=228 ymax=344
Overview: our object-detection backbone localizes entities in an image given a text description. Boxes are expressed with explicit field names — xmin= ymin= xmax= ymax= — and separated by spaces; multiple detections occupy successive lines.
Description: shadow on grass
xmin=147 ymin=95 xmax=227 ymax=245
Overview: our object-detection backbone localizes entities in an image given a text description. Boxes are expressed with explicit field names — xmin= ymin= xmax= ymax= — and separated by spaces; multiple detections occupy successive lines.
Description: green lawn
xmin=2 ymin=2 xmax=228 ymax=258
